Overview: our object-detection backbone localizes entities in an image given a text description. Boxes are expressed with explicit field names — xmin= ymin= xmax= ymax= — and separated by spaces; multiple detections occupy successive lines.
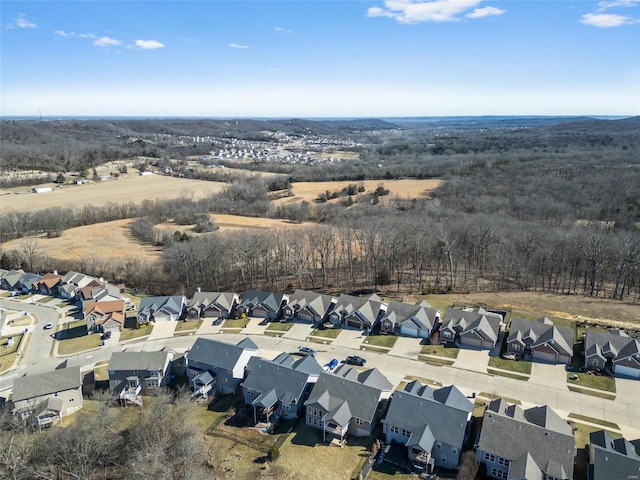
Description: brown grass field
xmin=274 ymin=178 xmax=442 ymax=205
xmin=0 ymin=174 xmax=226 ymax=212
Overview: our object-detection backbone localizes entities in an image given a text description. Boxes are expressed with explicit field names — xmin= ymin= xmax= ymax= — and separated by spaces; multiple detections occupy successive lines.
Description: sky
xmin=1 ymin=0 xmax=639 ymax=117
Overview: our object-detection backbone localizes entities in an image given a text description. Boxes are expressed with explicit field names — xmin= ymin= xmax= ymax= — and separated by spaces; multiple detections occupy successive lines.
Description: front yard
xmin=310 ymin=328 xmax=342 ymax=339
xmin=56 ymin=320 xmax=102 ymax=355
xmin=175 ymin=319 xmax=203 ymax=332
xmin=0 ymin=333 xmax=25 ymax=374
xmin=265 ymin=322 xmax=294 ymax=332
xmin=488 ymin=356 xmax=532 ymax=375
xmin=419 ymin=344 xmax=460 ymax=359
xmin=119 ymin=317 xmax=153 ymax=341
xmin=222 ymin=318 xmax=250 ymax=330
xmin=362 ymin=334 xmax=397 ymax=350
xmin=567 ymin=371 xmax=616 ymax=393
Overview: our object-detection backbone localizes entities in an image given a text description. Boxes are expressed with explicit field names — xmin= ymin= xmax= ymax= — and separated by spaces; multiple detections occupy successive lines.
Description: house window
xmin=223 ymin=378 xmax=228 ymax=383
xmin=452 ymin=448 xmax=458 ymax=455
xmin=443 ymin=331 xmax=451 ymax=337
xmin=435 ymin=441 xmax=442 ymax=449
xmin=484 ymin=453 xmax=496 ymax=462
xmin=440 ymin=454 xmax=447 ymax=464
xmin=390 ymin=425 xmax=399 ymax=434
xmin=513 ymin=344 xmax=520 ymax=351
xmin=307 ymin=416 xmax=313 ymax=424
xmin=355 ymin=418 xmax=365 ymax=426
xmin=592 ymin=359 xmax=599 ymax=365
xmin=69 ymin=398 xmax=74 ymax=402
xmin=133 ymin=370 xmax=139 ymax=375
xmin=498 ymin=457 xmax=510 ymax=466
xmin=491 ymin=468 xmax=508 ymax=479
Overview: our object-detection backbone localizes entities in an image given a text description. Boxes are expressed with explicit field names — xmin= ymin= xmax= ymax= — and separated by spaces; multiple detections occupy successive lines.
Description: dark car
xmin=346 ymin=355 xmax=366 ymax=366
xmin=101 ymin=331 xmax=112 ymax=340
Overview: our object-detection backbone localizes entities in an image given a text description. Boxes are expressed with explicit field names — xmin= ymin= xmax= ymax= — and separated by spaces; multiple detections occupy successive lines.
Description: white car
xmin=43 ymin=323 xmax=53 ymax=330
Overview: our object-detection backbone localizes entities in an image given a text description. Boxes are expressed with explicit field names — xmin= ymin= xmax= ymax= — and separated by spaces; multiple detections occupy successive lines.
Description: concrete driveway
xmin=388 ymin=336 xmax=421 ymax=359
xmin=530 ymin=362 xmax=567 ymax=388
xmin=147 ymin=320 xmax=177 ymax=341
xmin=453 ymin=348 xmax=489 ymax=373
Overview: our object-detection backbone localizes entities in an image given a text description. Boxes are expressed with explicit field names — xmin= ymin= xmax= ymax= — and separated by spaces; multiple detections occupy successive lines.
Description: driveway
xmin=333 ymin=328 xmax=367 ymax=349
xmin=453 ymin=348 xmax=489 ymax=373
xmin=529 ymin=362 xmax=567 ymax=388
xmin=147 ymin=320 xmax=177 ymax=341
xmin=388 ymin=336 xmax=421 ymax=360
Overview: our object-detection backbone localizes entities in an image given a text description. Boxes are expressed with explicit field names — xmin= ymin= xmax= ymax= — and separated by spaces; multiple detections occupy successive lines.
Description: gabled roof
xmin=406 ymin=424 xmax=436 ymax=453
xmin=585 ymin=329 xmax=638 ymax=363
xmin=108 ymin=351 xmax=171 ymax=371
xmin=15 ymin=273 xmax=42 ymax=289
xmin=34 ymin=272 xmax=62 ymax=289
xmin=12 ymin=366 xmax=82 ymax=402
xmin=508 ymin=318 xmax=573 ymax=356
xmin=61 ymin=271 xmax=95 ymax=287
xmin=478 ymin=400 xmax=574 ymax=479
xmin=1 ymin=269 xmax=26 ymax=288
xmin=84 ymin=299 xmax=125 ymax=326
xmin=330 ymin=294 xmax=386 ymax=324
xmin=305 ymin=371 xmax=385 ymax=425
xmin=441 ymin=307 xmax=502 ymax=341
xmin=188 ymin=337 xmax=257 ymax=371
xmin=286 ymin=289 xmax=336 ymax=318
xmin=242 ymin=355 xmax=321 ymax=406
xmin=240 ymin=290 xmax=287 ymax=313
xmin=138 ymin=295 xmax=186 ymax=317
xmin=334 ymin=365 xmax=393 ymax=392
xmin=383 ymin=382 xmax=472 ymax=450
xmin=188 ymin=291 xmax=237 ymax=312
xmin=589 ymin=430 xmax=640 ymax=480
xmin=381 ymin=301 xmax=440 ymax=331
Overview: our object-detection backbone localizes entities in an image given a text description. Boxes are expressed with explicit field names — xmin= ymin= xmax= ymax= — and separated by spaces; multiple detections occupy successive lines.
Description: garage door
xmin=462 ymin=338 xmax=483 ymax=349
xmin=400 ymin=325 xmax=418 ymax=337
xmin=614 ymin=365 xmax=640 ymax=378
xmin=533 ymin=351 xmax=558 ymax=364
xmin=347 ymin=317 xmax=363 ymax=329
xmin=298 ymin=313 xmax=313 ymax=323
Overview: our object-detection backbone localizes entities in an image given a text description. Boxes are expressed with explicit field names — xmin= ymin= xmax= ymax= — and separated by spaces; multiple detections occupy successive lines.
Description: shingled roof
xmin=188 ymin=337 xmax=257 ymax=370
xmin=12 ymin=366 xmax=82 ymax=402
xmin=589 ymin=430 xmax=640 ymax=480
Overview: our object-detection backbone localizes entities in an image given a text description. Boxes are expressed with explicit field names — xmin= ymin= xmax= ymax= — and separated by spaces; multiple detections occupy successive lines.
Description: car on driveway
xmin=346 ymin=355 xmax=366 ymax=366
xmin=323 ymin=358 xmax=339 ymax=372
xmin=298 ymin=346 xmax=317 ymax=357
xmin=101 ymin=331 xmax=112 ymax=340
xmin=43 ymin=322 xmax=53 ymax=330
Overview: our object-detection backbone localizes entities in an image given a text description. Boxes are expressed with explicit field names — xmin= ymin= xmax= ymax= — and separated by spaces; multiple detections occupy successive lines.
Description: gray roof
xmin=334 ymin=365 xmax=393 ymax=392
xmin=383 ymin=382 xmax=472 ymax=450
xmin=286 ymin=289 xmax=336 ymax=317
xmin=508 ymin=318 xmax=573 ymax=356
xmin=1 ymin=269 xmax=25 ymax=288
xmin=441 ymin=307 xmax=501 ymax=343
xmin=585 ymin=329 xmax=639 ymax=365
xmin=108 ymin=351 xmax=170 ymax=372
xmin=240 ymin=290 xmax=287 ymax=313
xmin=305 ymin=371 xmax=385 ymax=425
xmin=16 ymin=273 xmax=42 ymax=290
xmin=381 ymin=301 xmax=440 ymax=331
xmin=61 ymin=270 xmax=95 ymax=286
xmin=188 ymin=291 xmax=237 ymax=312
xmin=330 ymin=293 xmax=386 ymax=324
xmin=12 ymin=366 xmax=82 ymax=402
xmin=589 ymin=430 xmax=640 ymax=480
xmin=188 ymin=337 xmax=257 ymax=370
xmin=478 ymin=400 xmax=575 ymax=479
xmin=138 ymin=295 xmax=186 ymax=318
xmin=243 ymin=355 xmax=321 ymax=405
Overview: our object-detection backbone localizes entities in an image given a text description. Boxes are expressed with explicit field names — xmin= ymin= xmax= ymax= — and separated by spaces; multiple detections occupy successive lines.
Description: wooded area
xmin=1 ymin=117 xmax=638 ymax=301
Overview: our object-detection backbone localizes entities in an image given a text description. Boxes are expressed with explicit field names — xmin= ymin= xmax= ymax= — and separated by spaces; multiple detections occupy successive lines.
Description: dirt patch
xmin=0 ymin=175 xmax=226 ymax=212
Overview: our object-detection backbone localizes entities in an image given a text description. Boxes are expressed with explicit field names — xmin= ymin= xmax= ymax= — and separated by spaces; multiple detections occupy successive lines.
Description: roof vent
xmin=545 ymin=432 xmax=550 ymax=436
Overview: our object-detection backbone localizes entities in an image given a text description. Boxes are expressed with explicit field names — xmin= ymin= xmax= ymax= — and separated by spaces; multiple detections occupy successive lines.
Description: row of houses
xmin=11 ymin=335 xmax=639 ymax=478
xmin=4 ymin=268 xmax=638 ymax=377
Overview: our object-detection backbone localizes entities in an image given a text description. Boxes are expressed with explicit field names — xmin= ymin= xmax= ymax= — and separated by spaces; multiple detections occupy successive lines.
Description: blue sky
xmin=1 ymin=1 xmax=639 ymax=117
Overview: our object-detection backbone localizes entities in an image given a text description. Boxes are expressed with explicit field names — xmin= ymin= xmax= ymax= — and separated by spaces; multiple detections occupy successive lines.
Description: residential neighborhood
xmin=0 ymin=267 xmax=639 ymax=479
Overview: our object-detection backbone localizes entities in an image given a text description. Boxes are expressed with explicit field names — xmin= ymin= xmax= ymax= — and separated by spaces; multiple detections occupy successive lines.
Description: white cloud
xmin=275 ymin=27 xmax=293 ymax=33
xmin=134 ymin=39 xmax=165 ymax=49
xmin=54 ymin=30 xmax=96 ymax=39
xmin=597 ymin=0 xmax=640 ymax=9
xmin=16 ymin=14 xmax=37 ymax=28
xmin=580 ymin=12 xmax=636 ymax=27
xmin=466 ymin=6 xmax=505 ymax=18
xmin=94 ymin=36 xmax=122 ymax=47
xmin=229 ymin=43 xmax=249 ymax=49
xmin=366 ymin=0 xmax=504 ymax=23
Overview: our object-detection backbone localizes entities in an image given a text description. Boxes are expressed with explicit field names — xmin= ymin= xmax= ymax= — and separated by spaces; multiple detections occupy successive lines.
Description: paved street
xmin=2 ymin=296 xmax=640 ymax=440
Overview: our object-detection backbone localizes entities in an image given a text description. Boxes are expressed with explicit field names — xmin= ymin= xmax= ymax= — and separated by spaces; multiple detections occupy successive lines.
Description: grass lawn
xmin=265 ymin=322 xmax=295 ymax=332
xmin=175 ymin=319 xmax=203 ymax=332
xmin=223 ymin=318 xmax=250 ymax=329
xmin=56 ymin=321 xmax=102 ymax=355
xmin=362 ymin=335 xmax=397 ymax=349
xmin=310 ymin=328 xmax=342 ymax=339
xmin=361 ymin=346 xmax=389 ymax=354
xmin=94 ymin=365 xmax=109 ymax=381
xmin=487 ymin=368 xmax=529 ymax=381
xmin=419 ymin=344 xmax=460 ymax=359
xmin=418 ymin=355 xmax=456 ymax=366
xmin=477 ymin=392 xmax=521 ymax=405
xmin=567 ymin=372 xmax=616 ymax=392
xmin=568 ymin=413 xmax=620 ymax=430
xmin=119 ymin=317 xmax=153 ymax=342
xmin=279 ymin=422 xmax=374 ymax=480
xmin=264 ymin=331 xmax=288 ymax=338
xmin=368 ymin=469 xmax=414 ymax=480
xmin=568 ymin=386 xmax=616 ymax=400
xmin=488 ymin=357 xmax=532 ymax=375
xmin=35 ymin=296 xmax=57 ymax=304
xmin=221 ymin=328 xmax=243 ymax=333
xmin=7 ymin=315 xmax=33 ymax=327
xmin=0 ymin=291 xmax=9 ymax=297
xmin=396 ymin=376 xmax=442 ymax=392
xmin=0 ymin=333 xmax=25 ymax=374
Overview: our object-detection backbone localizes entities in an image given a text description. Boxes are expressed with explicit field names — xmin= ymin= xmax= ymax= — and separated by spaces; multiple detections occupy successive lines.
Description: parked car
xmin=346 ymin=355 xmax=366 ymax=366
xmin=43 ymin=323 xmax=53 ymax=330
xmin=298 ymin=346 xmax=317 ymax=357
xmin=101 ymin=331 xmax=112 ymax=340
xmin=323 ymin=358 xmax=339 ymax=372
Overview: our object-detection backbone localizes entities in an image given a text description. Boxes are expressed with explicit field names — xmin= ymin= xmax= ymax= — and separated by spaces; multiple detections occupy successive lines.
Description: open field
xmin=0 ymin=174 xmax=226 ymax=212
xmin=274 ymin=178 xmax=442 ymax=205
xmin=409 ymin=292 xmax=640 ymax=328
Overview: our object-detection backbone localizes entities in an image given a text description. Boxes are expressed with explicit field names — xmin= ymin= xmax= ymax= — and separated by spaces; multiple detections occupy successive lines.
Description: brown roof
xmin=35 ymin=272 xmax=62 ymax=289
xmin=84 ymin=299 xmax=125 ymax=325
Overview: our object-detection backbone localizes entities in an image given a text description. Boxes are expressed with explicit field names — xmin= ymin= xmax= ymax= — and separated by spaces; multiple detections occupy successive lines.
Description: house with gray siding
xmin=187 ymin=291 xmax=239 ymax=320
xmin=137 ymin=295 xmax=186 ymax=323
xmin=440 ymin=307 xmax=502 ymax=350
xmin=186 ymin=337 xmax=258 ymax=396
xmin=380 ymin=300 xmax=441 ymax=339
xmin=108 ymin=351 xmax=173 ymax=405
xmin=283 ymin=289 xmax=337 ymax=325
xmin=237 ymin=290 xmax=289 ymax=320
xmin=304 ymin=367 xmax=391 ymax=443
xmin=33 ymin=272 xmax=63 ymax=296
xmin=327 ymin=293 xmax=387 ymax=330
xmin=383 ymin=381 xmax=473 ymax=472
xmin=242 ymin=353 xmax=323 ymax=423
xmin=476 ymin=399 xmax=575 ymax=480
xmin=588 ymin=430 xmax=640 ymax=480
xmin=59 ymin=271 xmax=96 ymax=299
xmin=12 ymin=366 xmax=83 ymax=427
xmin=14 ymin=273 xmax=42 ymax=294
xmin=584 ymin=329 xmax=640 ymax=379
xmin=0 ymin=269 xmax=26 ymax=291
xmin=507 ymin=317 xmax=573 ymax=364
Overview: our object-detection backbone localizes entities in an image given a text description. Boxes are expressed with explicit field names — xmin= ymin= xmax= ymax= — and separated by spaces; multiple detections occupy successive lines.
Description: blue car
xmin=323 ymin=358 xmax=339 ymax=372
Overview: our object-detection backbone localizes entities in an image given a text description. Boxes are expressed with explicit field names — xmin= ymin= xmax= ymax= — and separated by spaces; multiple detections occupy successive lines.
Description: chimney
xmin=53 ymin=270 xmax=58 ymax=275
xmin=197 ymin=286 xmax=201 ymax=293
